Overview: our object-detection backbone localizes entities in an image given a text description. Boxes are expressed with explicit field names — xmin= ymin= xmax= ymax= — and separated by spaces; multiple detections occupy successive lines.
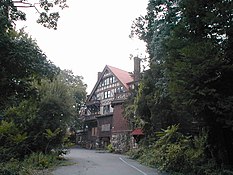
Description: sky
xmin=16 ymin=0 xmax=148 ymax=93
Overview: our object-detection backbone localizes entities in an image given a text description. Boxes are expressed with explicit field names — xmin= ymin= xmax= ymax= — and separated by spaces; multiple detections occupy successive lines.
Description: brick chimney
xmin=97 ymin=72 xmax=102 ymax=80
xmin=134 ymin=57 xmax=141 ymax=83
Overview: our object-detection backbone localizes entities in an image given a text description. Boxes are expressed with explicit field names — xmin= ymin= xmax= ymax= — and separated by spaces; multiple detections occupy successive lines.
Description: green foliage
xmin=1 ymin=69 xmax=86 ymax=161
xmin=126 ymin=147 xmax=143 ymax=160
xmin=0 ymin=152 xmax=65 ymax=175
xmin=44 ymin=128 xmax=62 ymax=153
xmin=57 ymin=69 xmax=87 ymax=114
xmin=0 ymin=160 xmax=23 ymax=175
xmin=123 ymin=88 xmax=141 ymax=129
xmin=131 ymin=0 xmax=233 ymax=166
xmin=0 ymin=1 xmax=86 ymax=171
xmin=0 ymin=120 xmax=28 ymax=162
xmin=0 ymin=28 xmax=59 ymax=111
xmin=129 ymin=125 xmax=233 ymax=175
xmin=0 ymin=0 xmax=68 ymax=31
xmin=107 ymin=144 xmax=115 ymax=153
xmin=134 ymin=66 xmax=176 ymax=136
xmin=57 ymin=70 xmax=87 ymax=132
xmin=24 ymin=152 xmax=61 ymax=169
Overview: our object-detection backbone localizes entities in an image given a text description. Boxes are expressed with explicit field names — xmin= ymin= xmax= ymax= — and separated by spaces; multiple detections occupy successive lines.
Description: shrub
xmin=107 ymin=144 xmax=115 ymax=153
xmin=126 ymin=147 xmax=144 ymax=160
xmin=24 ymin=152 xmax=59 ymax=169
xmin=0 ymin=160 xmax=21 ymax=175
xmin=130 ymin=125 xmax=232 ymax=174
xmin=0 ymin=152 xmax=65 ymax=175
xmin=0 ymin=120 xmax=28 ymax=162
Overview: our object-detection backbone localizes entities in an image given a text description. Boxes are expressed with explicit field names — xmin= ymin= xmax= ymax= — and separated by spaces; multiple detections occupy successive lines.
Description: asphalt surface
xmin=52 ymin=148 xmax=165 ymax=175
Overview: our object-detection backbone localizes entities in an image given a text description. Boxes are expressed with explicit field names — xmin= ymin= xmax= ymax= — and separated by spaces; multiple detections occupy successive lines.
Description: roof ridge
xmin=87 ymin=65 xmax=133 ymax=101
xmin=106 ymin=65 xmax=129 ymax=72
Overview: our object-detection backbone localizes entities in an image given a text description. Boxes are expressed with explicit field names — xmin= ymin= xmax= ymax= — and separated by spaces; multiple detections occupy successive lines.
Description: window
xmin=101 ymin=124 xmax=110 ymax=131
xmin=101 ymin=76 xmax=115 ymax=87
xmin=97 ymin=94 xmax=100 ymax=100
xmin=104 ymin=90 xmax=112 ymax=99
xmin=103 ymin=105 xmax=110 ymax=114
xmin=116 ymin=86 xmax=124 ymax=93
xmin=106 ymin=78 xmax=109 ymax=85
xmin=104 ymin=91 xmax=108 ymax=99
xmin=113 ymin=76 xmax=116 ymax=83
xmin=109 ymin=76 xmax=113 ymax=84
xmin=91 ymin=127 xmax=98 ymax=136
xmin=129 ymin=84 xmax=135 ymax=90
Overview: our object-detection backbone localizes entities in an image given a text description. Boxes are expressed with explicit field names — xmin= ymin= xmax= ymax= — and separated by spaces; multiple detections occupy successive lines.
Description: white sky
xmin=16 ymin=0 xmax=148 ymax=93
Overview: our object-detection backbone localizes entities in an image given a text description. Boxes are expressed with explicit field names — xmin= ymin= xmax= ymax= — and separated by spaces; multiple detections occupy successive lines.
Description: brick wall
xmin=97 ymin=115 xmax=112 ymax=138
xmin=112 ymin=104 xmax=129 ymax=132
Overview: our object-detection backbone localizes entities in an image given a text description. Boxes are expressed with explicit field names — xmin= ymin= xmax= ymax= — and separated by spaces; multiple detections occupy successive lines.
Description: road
xmin=52 ymin=148 xmax=165 ymax=175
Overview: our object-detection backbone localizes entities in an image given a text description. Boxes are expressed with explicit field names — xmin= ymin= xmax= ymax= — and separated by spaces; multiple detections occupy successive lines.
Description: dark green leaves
xmin=0 ymin=0 xmax=68 ymax=30
xmin=37 ymin=12 xmax=60 ymax=30
xmin=131 ymin=0 xmax=233 ymax=166
xmin=0 ymin=30 xmax=59 ymax=110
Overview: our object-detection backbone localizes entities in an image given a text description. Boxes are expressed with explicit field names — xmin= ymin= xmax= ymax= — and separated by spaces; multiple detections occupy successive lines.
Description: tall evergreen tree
xmin=132 ymin=0 xmax=233 ymax=165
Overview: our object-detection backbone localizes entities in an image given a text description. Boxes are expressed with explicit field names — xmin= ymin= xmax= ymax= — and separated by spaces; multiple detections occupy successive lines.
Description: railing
xmin=114 ymin=92 xmax=130 ymax=100
xmin=111 ymin=92 xmax=130 ymax=106
xmin=96 ymin=112 xmax=113 ymax=118
xmin=82 ymin=114 xmax=98 ymax=121
xmin=86 ymin=100 xmax=100 ymax=107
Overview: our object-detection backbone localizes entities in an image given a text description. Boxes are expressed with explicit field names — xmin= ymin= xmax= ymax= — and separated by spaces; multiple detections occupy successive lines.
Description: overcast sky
xmin=17 ymin=0 xmax=148 ymax=93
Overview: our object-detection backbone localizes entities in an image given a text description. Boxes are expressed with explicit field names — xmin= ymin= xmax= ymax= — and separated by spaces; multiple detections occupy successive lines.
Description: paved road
xmin=52 ymin=148 xmax=165 ymax=175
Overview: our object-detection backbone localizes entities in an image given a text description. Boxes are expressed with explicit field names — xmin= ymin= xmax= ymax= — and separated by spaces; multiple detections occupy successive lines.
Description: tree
xmin=0 ymin=29 xmax=59 ymax=112
xmin=3 ymin=70 xmax=86 ymax=156
xmin=0 ymin=0 xmax=68 ymax=111
xmin=0 ymin=0 xmax=68 ymax=31
xmin=56 ymin=70 xmax=87 ymax=133
xmin=131 ymin=0 xmax=233 ymax=165
xmin=58 ymin=69 xmax=87 ymax=113
xmin=31 ymin=70 xmax=86 ymax=152
xmin=164 ymin=0 xmax=233 ymax=165
xmin=0 ymin=0 xmax=83 ymax=160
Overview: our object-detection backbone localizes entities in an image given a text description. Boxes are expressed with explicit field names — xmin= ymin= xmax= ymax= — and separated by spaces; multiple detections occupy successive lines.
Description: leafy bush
xmin=128 ymin=125 xmax=233 ymax=175
xmin=0 ymin=160 xmax=22 ymax=175
xmin=0 ymin=152 xmax=65 ymax=175
xmin=127 ymin=147 xmax=144 ymax=160
xmin=1 ymin=97 xmax=73 ymax=161
xmin=0 ymin=120 xmax=28 ymax=162
xmin=24 ymin=152 xmax=60 ymax=169
xmin=107 ymin=144 xmax=115 ymax=153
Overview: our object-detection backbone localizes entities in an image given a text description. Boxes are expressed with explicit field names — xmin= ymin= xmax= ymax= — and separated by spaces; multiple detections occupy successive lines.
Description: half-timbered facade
xmin=80 ymin=58 xmax=140 ymax=151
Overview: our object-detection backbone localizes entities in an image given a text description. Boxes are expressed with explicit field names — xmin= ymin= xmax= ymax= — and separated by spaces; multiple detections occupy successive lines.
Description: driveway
xmin=52 ymin=148 xmax=165 ymax=175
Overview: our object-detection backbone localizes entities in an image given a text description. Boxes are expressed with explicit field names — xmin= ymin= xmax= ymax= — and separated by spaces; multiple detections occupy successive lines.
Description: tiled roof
xmin=107 ymin=65 xmax=133 ymax=90
xmin=131 ymin=128 xmax=144 ymax=135
xmin=87 ymin=65 xmax=133 ymax=101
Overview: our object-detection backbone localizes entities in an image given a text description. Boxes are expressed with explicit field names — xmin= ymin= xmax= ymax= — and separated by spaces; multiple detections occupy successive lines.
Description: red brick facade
xmin=112 ymin=104 xmax=129 ymax=133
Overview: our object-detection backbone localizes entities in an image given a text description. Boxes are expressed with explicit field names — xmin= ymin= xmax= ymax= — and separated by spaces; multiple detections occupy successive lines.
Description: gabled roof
xmin=107 ymin=65 xmax=133 ymax=90
xmin=87 ymin=65 xmax=133 ymax=101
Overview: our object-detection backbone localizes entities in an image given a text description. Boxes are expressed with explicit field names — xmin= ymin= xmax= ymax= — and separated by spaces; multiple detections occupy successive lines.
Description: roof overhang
xmin=131 ymin=128 xmax=144 ymax=136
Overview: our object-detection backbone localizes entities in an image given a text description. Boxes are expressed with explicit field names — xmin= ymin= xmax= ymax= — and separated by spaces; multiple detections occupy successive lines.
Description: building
xmin=79 ymin=58 xmax=140 ymax=152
